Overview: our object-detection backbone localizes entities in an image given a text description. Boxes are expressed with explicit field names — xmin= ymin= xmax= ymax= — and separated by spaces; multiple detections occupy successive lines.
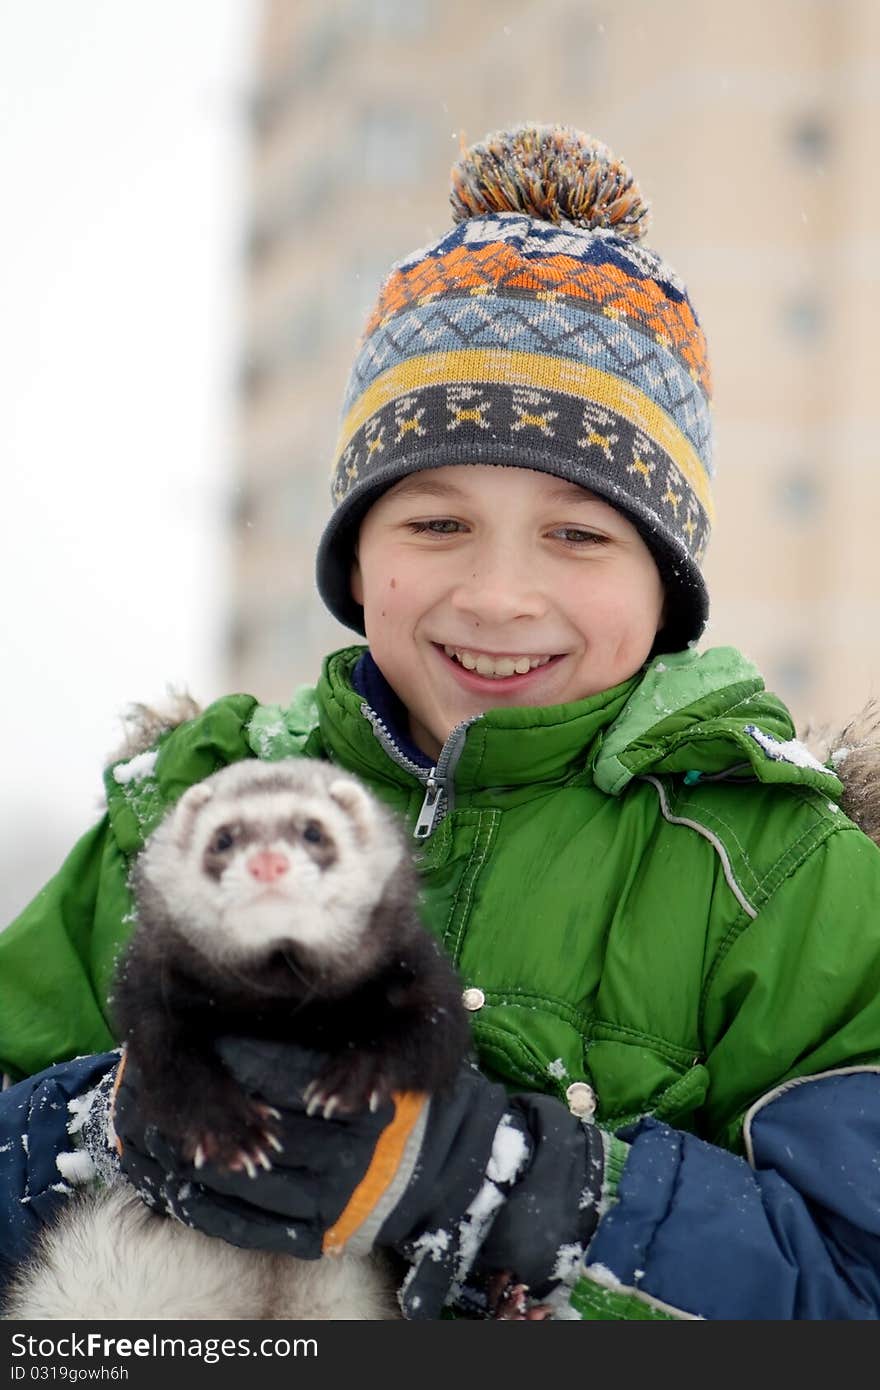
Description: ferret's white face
xmin=140 ymin=762 xmax=405 ymax=974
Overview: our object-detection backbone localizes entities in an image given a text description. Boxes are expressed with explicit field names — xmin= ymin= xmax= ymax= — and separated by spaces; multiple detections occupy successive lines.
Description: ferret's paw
xmin=487 ymin=1272 xmax=553 ymax=1322
xmin=225 ymin=1140 xmax=276 ymax=1179
xmin=304 ymin=1056 xmax=393 ymax=1118
xmin=183 ymin=1098 xmax=283 ymax=1175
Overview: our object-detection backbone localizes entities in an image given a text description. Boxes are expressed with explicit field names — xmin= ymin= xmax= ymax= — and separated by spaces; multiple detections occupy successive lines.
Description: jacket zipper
xmin=360 ymin=703 xmax=479 ymax=840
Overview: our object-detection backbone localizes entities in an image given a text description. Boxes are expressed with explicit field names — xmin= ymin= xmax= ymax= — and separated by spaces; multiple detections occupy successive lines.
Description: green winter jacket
xmin=4 ymin=642 xmax=880 ymax=1319
xmin=2 ymin=642 xmax=878 ymax=1148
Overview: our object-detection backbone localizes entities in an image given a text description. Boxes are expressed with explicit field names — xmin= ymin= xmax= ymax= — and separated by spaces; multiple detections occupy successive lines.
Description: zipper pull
xmin=414 ymin=770 xmax=442 ymax=839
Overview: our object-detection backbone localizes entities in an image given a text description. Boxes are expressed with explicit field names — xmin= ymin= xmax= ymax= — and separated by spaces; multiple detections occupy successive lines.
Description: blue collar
xmin=350 ymin=651 xmax=435 ymax=769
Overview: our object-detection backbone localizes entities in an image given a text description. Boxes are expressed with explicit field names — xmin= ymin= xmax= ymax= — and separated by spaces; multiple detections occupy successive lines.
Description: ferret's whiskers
xmin=280 ymin=949 xmax=316 ymax=995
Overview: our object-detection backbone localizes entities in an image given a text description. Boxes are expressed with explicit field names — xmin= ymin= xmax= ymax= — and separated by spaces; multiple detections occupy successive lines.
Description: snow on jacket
xmin=2 ymin=644 xmax=880 ymax=1319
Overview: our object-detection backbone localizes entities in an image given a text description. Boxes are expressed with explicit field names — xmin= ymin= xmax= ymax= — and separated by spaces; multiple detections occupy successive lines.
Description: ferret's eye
xmin=211 ymin=827 xmax=235 ymax=852
xmin=302 ymin=821 xmax=324 ymax=844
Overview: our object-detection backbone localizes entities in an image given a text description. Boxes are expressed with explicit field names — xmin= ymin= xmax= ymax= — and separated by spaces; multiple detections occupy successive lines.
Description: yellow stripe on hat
xmin=332 ymin=348 xmax=714 ymax=523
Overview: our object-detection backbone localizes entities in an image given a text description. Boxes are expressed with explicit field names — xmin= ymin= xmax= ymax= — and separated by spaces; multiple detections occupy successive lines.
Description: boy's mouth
xmin=437 ymin=643 xmax=563 ymax=683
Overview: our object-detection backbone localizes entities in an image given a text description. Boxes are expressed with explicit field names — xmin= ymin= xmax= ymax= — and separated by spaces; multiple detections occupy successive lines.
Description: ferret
xmin=3 ymin=757 xmax=471 ymax=1320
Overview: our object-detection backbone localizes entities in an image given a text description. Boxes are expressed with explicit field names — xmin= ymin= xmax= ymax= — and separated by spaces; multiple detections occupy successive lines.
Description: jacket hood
xmin=594 ymin=646 xmax=844 ymax=799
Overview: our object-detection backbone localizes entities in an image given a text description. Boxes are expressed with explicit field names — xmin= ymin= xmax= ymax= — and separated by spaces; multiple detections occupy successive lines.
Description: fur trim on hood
xmin=802 ymin=699 xmax=880 ymax=848
xmin=107 ymin=690 xmax=202 ymax=767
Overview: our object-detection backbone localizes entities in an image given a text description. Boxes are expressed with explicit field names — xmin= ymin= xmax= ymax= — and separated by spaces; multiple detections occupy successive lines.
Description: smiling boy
xmin=351 ymin=467 xmax=666 ymax=755
xmin=3 ymin=126 xmax=880 ymax=1321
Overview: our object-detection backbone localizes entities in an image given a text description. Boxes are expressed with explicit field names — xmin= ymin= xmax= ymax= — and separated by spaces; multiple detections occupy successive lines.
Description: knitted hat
xmin=316 ymin=124 xmax=713 ymax=651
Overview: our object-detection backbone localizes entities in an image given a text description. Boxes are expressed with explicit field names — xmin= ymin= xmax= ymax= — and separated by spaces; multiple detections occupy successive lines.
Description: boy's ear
xmin=350 ymin=555 xmax=364 ymax=606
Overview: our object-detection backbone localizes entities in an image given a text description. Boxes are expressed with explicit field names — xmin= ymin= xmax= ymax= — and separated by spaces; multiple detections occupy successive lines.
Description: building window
xmin=351 ymin=0 xmax=429 ymax=34
xmin=282 ymin=298 xmax=324 ymax=362
xmin=228 ymin=483 xmax=256 ymax=530
xmin=249 ymin=82 xmax=284 ymax=137
xmin=240 ymin=296 xmax=326 ymax=398
xmin=248 ymin=15 xmax=348 ymax=138
xmin=357 ymin=106 xmax=427 ymax=183
xmin=773 ymin=653 xmax=813 ymax=697
xmin=781 ymin=294 xmax=825 ymax=342
xmin=248 ymin=160 xmax=344 ymax=264
xmin=226 ymin=613 xmax=249 ymax=670
xmin=239 ymin=349 xmax=269 ymax=400
xmin=776 ymin=469 xmax=822 ymax=520
xmin=246 ymin=216 xmax=274 ymax=266
xmin=789 ymin=115 xmax=831 ymax=167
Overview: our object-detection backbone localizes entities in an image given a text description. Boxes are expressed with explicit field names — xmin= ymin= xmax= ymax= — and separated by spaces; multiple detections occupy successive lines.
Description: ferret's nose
xmin=247 ymin=850 xmax=289 ymax=883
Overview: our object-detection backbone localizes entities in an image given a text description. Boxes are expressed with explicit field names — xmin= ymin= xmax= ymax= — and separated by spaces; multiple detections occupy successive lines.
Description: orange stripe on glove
xmin=322 ymin=1090 xmax=427 ymax=1255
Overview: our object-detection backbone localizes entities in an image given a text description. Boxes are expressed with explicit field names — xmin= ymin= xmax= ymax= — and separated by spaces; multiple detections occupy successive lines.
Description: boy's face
xmin=351 ymin=465 xmax=666 ymax=760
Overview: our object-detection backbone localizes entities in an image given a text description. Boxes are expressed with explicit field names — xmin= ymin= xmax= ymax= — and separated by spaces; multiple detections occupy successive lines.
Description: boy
xmin=2 ymin=125 xmax=880 ymax=1321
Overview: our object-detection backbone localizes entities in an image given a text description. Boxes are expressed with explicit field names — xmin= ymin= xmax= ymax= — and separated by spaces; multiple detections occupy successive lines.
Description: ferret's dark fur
xmin=3 ymin=758 xmax=470 ymax=1321
xmin=115 ymin=758 xmax=469 ymax=1167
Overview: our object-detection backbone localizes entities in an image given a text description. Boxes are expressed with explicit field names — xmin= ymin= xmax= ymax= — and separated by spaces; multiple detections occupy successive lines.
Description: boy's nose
xmin=449 ymin=554 xmax=548 ymax=624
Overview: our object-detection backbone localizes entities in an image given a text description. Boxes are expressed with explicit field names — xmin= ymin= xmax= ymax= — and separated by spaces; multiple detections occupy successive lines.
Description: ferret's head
xmin=136 ymin=758 xmax=410 ymax=987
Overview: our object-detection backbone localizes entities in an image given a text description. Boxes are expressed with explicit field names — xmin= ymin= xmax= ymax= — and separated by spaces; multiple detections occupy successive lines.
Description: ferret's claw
xmin=254 ymin=1147 xmax=273 ymax=1171
xmin=304 ymin=1082 xmax=344 ymax=1119
xmin=264 ymin=1131 xmax=284 ymax=1153
xmin=231 ymin=1152 xmax=258 ymax=1180
xmin=369 ymin=1090 xmax=381 ymax=1113
xmin=305 ymin=1088 xmax=325 ymax=1117
xmin=193 ymin=1144 xmax=206 ymax=1170
xmin=261 ymin=1105 xmax=282 ymax=1121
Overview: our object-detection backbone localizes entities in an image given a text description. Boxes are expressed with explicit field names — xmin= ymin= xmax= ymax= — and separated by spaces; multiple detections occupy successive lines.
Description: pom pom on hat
xmin=450 ymin=123 xmax=651 ymax=241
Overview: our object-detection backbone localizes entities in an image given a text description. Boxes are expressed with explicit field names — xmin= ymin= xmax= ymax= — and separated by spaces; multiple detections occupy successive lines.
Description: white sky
xmin=0 ymin=0 xmax=256 ymax=919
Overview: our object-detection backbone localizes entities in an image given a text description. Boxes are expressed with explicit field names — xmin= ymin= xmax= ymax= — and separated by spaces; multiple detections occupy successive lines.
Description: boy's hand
xmin=112 ymin=1038 xmax=607 ymax=1319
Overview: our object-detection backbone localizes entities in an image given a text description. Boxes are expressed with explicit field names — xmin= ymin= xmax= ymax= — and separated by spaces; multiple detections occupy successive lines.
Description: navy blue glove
xmin=113 ymin=1038 xmax=606 ymax=1318
xmin=0 ymin=1053 xmax=120 ymax=1300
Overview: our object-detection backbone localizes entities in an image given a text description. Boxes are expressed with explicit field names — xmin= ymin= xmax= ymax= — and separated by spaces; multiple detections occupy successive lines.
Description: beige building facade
xmin=229 ymin=0 xmax=880 ymax=733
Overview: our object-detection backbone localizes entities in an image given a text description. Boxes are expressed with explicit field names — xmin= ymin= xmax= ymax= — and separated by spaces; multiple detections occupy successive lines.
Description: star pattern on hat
xmin=446 ymin=384 xmax=492 ymax=431
xmin=512 ymin=388 xmax=558 ymax=438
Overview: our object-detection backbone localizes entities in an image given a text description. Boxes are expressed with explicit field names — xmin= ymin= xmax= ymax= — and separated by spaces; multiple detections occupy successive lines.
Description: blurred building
xmin=229 ymin=0 xmax=880 ymax=732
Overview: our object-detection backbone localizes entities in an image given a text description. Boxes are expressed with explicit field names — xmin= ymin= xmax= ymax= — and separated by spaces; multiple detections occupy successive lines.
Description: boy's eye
xmin=552 ymin=527 xmax=608 ymax=546
xmin=406 ymin=519 xmax=465 ymax=535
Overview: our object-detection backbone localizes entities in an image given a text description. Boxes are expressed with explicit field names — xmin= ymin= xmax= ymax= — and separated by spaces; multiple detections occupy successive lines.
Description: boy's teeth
xmin=443 ymin=646 xmax=553 ymax=678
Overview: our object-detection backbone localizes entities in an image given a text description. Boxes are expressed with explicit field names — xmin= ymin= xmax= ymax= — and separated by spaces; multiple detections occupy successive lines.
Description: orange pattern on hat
xmin=364 ymin=242 xmax=711 ymax=395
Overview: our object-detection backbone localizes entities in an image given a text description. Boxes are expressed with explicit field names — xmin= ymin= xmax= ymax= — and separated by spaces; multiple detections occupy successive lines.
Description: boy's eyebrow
xmin=387 ymin=476 xmax=464 ymax=501
xmin=388 ymin=474 xmax=600 ymax=504
xmin=543 ymin=480 xmax=600 ymax=505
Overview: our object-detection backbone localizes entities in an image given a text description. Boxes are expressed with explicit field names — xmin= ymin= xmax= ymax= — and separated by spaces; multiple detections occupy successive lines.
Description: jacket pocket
xmin=585 ymin=1034 xmax=709 ymax=1132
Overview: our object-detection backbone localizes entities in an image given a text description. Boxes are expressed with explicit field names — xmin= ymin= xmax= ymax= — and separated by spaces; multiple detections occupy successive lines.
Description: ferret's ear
xmin=328 ymin=778 xmax=374 ymax=846
xmin=172 ymin=781 xmax=214 ymax=847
